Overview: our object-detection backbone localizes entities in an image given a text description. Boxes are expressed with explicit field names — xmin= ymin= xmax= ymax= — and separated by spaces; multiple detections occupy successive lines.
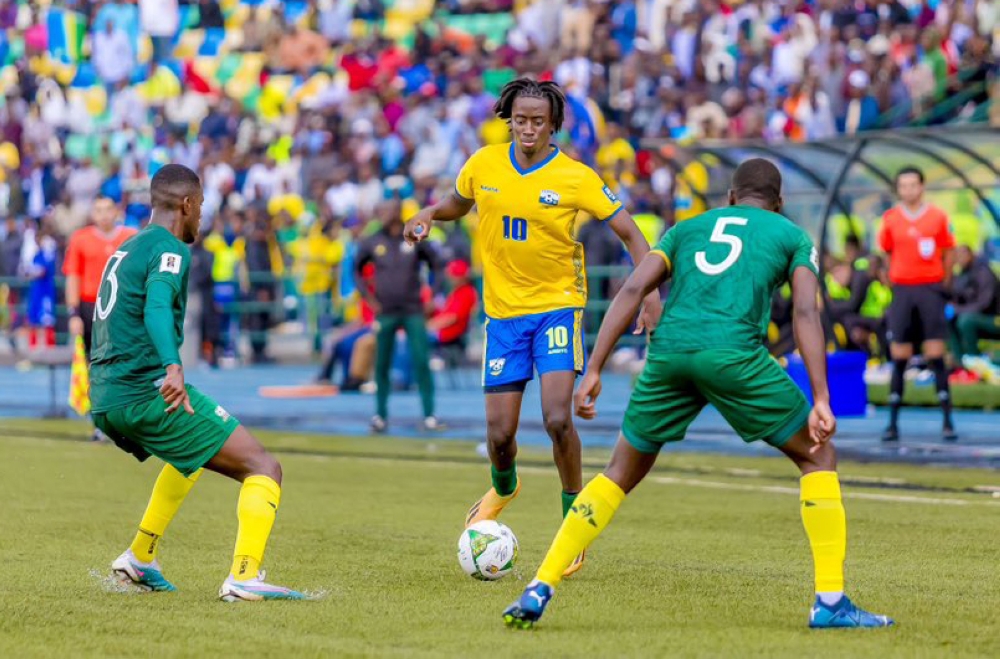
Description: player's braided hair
xmin=494 ymin=78 xmax=566 ymax=132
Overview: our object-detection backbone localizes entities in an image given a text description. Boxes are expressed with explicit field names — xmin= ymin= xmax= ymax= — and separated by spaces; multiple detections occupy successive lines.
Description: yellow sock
xmin=536 ymin=474 xmax=625 ymax=587
xmin=231 ymin=475 xmax=281 ymax=581
xmin=800 ymin=471 xmax=846 ymax=593
xmin=130 ymin=465 xmax=202 ymax=563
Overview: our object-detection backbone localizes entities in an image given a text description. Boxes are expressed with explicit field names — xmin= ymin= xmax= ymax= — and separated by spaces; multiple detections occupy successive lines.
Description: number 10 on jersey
xmin=502 ymin=216 xmax=528 ymax=242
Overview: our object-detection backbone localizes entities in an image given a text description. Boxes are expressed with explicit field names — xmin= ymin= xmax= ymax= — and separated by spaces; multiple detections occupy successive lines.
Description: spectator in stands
xmin=949 ymin=245 xmax=1000 ymax=363
xmin=204 ymin=211 xmax=247 ymax=361
xmin=24 ymin=224 xmax=57 ymax=352
xmin=92 ymin=18 xmax=134 ymax=92
xmin=428 ymin=259 xmax=478 ymax=351
xmin=355 ymin=200 xmax=440 ymax=434
xmin=879 ymin=166 xmax=957 ymax=443
xmin=244 ymin=211 xmax=277 ymax=364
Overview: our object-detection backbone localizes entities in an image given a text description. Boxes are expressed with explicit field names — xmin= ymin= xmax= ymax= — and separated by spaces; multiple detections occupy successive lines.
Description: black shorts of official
xmin=80 ymin=301 xmax=95 ymax=358
xmin=886 ymin=283 xmax=948 ymax=344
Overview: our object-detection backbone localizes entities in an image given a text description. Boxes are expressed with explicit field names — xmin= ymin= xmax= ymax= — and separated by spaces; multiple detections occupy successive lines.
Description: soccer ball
xmin=457 ymin=520 xmax=519 ymax=581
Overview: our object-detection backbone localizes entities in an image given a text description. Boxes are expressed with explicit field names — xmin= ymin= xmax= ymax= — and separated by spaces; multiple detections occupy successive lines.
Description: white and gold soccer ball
xmin=457 ymin=520 xmax=519 ymax=581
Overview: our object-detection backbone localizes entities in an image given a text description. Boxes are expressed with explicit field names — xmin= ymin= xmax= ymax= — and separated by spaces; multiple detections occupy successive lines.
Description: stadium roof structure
xmin=644 ymin=126 xmax=1000 ymax=257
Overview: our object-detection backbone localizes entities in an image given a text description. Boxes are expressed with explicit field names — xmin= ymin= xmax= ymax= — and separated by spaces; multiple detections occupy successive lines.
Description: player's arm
xmin=575 ymin=253 xmax=670 ymax=419
xmin=353 ymin=239 xmax=381 ymax=315
xmin=607 ymin=210 xmax=663 ymax=333
xmin=790 ymin=267 xmax=835 ymax=446
xmin=145 ymin=251 xmax=193 ymax=414
xmin=404 ymin=191 xmax=474 ymax=244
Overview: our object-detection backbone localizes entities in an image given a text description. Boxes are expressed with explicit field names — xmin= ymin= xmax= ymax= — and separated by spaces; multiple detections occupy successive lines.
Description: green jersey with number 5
xmin=649 ymin=205 xmax=818 ymax=353
xmin=90 ymin=224 xmax=190 ymax=413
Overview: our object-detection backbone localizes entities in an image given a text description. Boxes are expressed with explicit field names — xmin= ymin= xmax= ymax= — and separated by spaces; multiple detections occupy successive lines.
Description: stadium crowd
xmin=0 ymin=0 xmax=997 ymax=387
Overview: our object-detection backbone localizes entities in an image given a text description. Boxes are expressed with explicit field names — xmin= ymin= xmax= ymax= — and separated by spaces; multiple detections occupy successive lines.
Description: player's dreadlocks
xmin=494 ymin=78 xmax=567 ymax=132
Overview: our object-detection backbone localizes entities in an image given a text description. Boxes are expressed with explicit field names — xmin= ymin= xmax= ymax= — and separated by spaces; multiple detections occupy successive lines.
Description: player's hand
xmin=574 ymin=371 xmax=602 ymax=420
xmin=635 ymin=292 xmax=662 ymax=335
xmin=807 ymin=399 xmax=836 ymax=452
xmin=161 ymin=364 xmax=194 ymax=415
xmin=403 ymin=211 xmax=433 ymax=245
xmin=69 ymin=315 xmax=84 ymax=337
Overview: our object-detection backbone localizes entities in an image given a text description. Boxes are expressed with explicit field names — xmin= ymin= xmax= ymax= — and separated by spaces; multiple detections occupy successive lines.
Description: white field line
xmin=324 ymin=457 xmax=997 ymax=508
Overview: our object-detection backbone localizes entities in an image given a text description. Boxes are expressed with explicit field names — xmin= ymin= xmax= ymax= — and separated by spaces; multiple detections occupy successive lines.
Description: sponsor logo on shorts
xmin=215 ymin=405 xmax=231 ymax=422
xmin=488 ymin=358 xmax=506 ymax=377
xmin=539 ymin=190 xmax=560 ymax=206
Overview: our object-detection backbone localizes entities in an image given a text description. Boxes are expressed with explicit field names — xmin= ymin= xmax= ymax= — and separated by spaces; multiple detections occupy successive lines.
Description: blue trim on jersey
xmin=601 ymin=205 xmax=625 ymax=222
xmin=508 ymin=143 xmax=560 ymax=176
xmin=454 ymin=185 xmax=472 ymax=201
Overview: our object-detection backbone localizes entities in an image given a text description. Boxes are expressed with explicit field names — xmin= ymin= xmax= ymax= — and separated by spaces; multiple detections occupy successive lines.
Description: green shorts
xmin=93 ymin=385 xmax=240 ymax=476
xmin=622 ymin=347 xmax=809 ymax=454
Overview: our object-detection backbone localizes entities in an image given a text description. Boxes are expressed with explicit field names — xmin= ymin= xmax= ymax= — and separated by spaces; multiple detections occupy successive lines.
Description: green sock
xmin=561 ymin=490 xmax=579 ymax=518
xmin=491 ymin=463 xmax=518 ymax=497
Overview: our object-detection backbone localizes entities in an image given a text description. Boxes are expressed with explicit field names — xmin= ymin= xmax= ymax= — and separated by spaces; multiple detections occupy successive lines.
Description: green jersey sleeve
xmin=146 ymin=245 xmax=189 ymax=294
xmin=787 ymin=228 xmax=819 ymax=280
xmin=144 ymin=279 xmax=181 ymax=367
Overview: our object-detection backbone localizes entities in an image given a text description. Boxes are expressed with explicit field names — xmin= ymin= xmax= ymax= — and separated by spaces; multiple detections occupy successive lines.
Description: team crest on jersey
xmin=539 ymin=190 xmax=560 ymax=206
xmin=375 ymin=244 xmax=387 ymax=257
xmin=159 ymin=253 xmax=182 ymax=274
xmin=488 ymin=358 xmax=506 ymax=376
xmin=215 ymin=405 xmax=231 ymax=422
xmin=602 ymin=186 xmax=618 ymax=204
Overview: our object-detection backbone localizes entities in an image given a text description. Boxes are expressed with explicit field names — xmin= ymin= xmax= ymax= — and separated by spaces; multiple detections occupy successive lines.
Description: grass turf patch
xmin=0 ymin=420 xmax=997 ymax=658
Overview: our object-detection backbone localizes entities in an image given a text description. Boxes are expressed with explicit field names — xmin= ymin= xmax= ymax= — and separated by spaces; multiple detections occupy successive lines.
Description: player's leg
xmin=504 ymin=355 xmax=703 ymax=628
xmin=701 ymin=348 xmax=892 ymax=628
xmin=204 ymin=425 xmax=306 ymax=601
xmin=778 ymin=431 xmax=893 ymax=628
xmin=467 ymin=388 xmax=525 ymax=526
xmin=884 ymin=286 xmax=916 ymax=441
xmin=917 ymin=285 xmax=956 ymax=440
xmin=467 ymin=317 xmax=533 ymax=526
xmin=534 ymin=310 xmax=587 ymax=506
xmin=372 ymin=314 xmax=401 ymax=432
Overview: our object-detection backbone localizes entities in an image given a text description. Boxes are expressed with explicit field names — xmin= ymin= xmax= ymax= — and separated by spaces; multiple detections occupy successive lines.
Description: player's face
xmin=510 ymin=96 xmax=553 ymax=158
xmin=181 ymin=190 xmax=203 ymax=244
xmin=896 ymin=173 xmax=924 ymax=205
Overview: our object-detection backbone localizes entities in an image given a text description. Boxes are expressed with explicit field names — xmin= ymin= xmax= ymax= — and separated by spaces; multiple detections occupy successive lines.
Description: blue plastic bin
xmin=786 ymin=352 xmax=868 ymax=418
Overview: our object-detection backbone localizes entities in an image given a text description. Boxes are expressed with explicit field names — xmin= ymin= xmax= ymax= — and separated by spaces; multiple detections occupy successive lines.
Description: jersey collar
xmin=508 ymin=143 xmax=559 ymax=176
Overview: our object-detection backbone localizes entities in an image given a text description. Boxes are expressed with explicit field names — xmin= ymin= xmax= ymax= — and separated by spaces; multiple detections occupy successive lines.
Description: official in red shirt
xmin=63 ymin=197 xmax=138 ymax=356
xmin=429 ymin=260 xmax=478 ymax=346
xmin=877 ymin=167 xmax=956 ymax=442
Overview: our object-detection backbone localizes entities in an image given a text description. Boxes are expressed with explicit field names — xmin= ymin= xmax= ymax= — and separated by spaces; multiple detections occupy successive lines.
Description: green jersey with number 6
xmin=90 ymin=224 xmax=190 ymax=413
xmin=649 ymin=205 xmax=818 ymax=353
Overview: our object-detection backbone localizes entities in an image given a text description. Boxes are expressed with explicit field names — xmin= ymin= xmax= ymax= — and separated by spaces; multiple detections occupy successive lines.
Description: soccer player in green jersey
xmin=91 ymin=164 xmax=305 ymax=601
xmin=503 ymin=158 xmax=894 ymax=629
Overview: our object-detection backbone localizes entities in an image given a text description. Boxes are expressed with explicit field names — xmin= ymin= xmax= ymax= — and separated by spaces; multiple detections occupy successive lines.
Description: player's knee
xmin=801 ymin=441 xmax=837 ymax=473
xmin=249 ymin=451 xmax=282 ymax=485
xmin=486 ymin=423 xmax=517 ymax=454
xmin=543 ymin=410 xmax=573 ymax=442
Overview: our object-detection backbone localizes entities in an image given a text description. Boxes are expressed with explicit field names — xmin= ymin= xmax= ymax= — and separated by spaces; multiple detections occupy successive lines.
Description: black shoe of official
xmin=881 ymin=426 xmax=900 ymax=443
xmin=942 ymin=425 xmax=958 ymax=443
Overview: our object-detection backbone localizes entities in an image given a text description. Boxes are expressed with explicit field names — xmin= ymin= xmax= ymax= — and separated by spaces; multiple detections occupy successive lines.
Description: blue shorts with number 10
xmin=483 ymin=308 xmax=586 ymax=391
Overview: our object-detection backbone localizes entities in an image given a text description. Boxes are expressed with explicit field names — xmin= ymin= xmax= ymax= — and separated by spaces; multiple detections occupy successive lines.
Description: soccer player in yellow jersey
xmin=405 ymin=78 xmax=661 ymax=577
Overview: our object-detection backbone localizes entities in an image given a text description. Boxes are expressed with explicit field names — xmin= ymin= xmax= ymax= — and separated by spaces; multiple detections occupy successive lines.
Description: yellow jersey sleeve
xmin=455 ymin=150 xmax=479 ymax=200
xmin=574 ymin=165 xmax=623 ymax=222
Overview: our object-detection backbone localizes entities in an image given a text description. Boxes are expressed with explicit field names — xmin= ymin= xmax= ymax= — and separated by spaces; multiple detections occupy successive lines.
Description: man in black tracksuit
xmin=355 ymin=200 xmax=441 ymax=433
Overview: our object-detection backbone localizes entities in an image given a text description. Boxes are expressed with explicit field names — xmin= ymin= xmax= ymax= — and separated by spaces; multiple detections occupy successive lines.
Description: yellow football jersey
xmin=456 ymin=143 xmax=623 ymax=319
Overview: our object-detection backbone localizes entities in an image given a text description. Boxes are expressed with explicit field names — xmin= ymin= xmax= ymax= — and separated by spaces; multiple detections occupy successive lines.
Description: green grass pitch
xmin=0 ymin=419 xmax=997 ymax=658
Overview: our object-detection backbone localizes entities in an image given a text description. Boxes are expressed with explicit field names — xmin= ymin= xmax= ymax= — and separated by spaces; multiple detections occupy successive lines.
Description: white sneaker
xmin=219 ymin=570 xmax=306 ymax=602
xmin=423 ymin=416 xmax=444 ymax=432
xmin=111 ymin=548 xmax=176 ymax=592
xmin=370 ymin=415 xmax=387 ymax=433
